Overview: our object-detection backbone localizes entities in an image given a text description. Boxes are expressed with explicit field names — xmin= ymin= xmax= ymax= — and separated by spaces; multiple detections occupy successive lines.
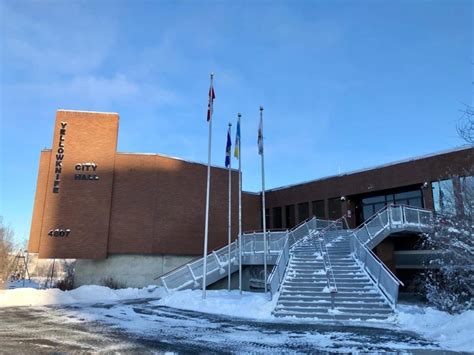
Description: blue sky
xmin=0 ymin=0 xmax=472 ymax=245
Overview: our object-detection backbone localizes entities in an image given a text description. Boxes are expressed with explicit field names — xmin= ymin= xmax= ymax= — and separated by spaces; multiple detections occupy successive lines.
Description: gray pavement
xmin=0 ymin=299 xmax=463 ymax=354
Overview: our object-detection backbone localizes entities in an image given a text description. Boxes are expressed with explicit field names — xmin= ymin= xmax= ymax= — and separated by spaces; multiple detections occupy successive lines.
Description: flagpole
xmin=202 ymin=73 xmax=214 ymax=300
xmin=227 ymin=123 xmax=232 ymax=292
xmin=259 ymin=106 xmax=268 ymax=295
xmin=237 ymin=113 xmax=243 ymax=295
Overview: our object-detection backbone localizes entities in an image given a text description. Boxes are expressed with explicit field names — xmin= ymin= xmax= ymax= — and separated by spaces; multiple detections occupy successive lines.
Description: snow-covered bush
xmin=419 ymin=179 xmax=473 ymax=313
xmin=56 ymin=261 xmax=75 ymax=291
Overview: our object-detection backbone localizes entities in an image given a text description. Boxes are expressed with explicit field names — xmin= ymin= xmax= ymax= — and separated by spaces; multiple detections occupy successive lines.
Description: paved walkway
xmin=0 ymin=299 xmax=459 ymax=354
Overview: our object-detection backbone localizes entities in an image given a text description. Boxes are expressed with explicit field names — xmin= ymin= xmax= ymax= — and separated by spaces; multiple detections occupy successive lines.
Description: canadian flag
xmin=207 ymin=84 xmax=215 ymax=121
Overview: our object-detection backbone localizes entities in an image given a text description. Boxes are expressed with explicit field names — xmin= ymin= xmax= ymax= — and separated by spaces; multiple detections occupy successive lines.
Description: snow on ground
xmin=396 ymin=304 xmax=474 ymax=352
xmin=1 ymin=285 xmax=473 ymax=352
xmin=154 ymin=289 xmax=278 ymax=320
xmin=0 ymin=285 xmax=165 ymax=307
xmin=156 ymin=290 xmax=473 ymax=352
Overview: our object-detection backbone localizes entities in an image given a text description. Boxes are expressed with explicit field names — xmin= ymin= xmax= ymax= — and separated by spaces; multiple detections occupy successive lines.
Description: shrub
xmin=100 ymin=277 xmax=125 ymax=290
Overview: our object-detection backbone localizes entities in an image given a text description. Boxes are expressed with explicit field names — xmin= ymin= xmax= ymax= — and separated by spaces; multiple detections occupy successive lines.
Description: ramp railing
xmin=352 ymin=204 xmax=434 ymax=249
xmin=268 ymin=216 xmax=343 ymax=297
xmin=350 ymin=204 xmax=434 ymax=307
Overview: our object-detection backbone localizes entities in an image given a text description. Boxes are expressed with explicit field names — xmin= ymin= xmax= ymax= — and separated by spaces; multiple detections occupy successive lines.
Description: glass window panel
xmin=362 ymin=195 xmax=385 ymax=204
xmin=374 ymin=203 xmax=385 ymax=212
xmin=285 ymin=205 xmax=295 ymax=228
xmin=394 ymin=190 xmax=422 ymax=200
xmin=297 ymin=202 xmax=309 ymax=223
xmin=272 ymin=207 xmax=282 ymax=229
xmin=432 ymin=179 xmax=456 ymax=214
xmin=408 ymin=197 xmax=422 ymax=208
xmin=312 ymin=200 xmax=325 ymax=219
xmin=363 ymin=205 xmax=374 ymax=221
xmin=328 ymin=198 xmax=342 ymax=219
xmin=385 ymin=195 xmax=394 ymax=204
xmin=461 ymin=176 xmax=474 ymax=216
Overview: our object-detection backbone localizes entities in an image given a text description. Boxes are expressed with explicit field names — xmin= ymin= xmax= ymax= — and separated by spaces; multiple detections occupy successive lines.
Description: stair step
xmin=275 ymin=305 xmax=393 ymax=315
xmin=277 ymin=300 xmax=390 ymax=309
xmin=273 ymin=310 xmax=391 ymax=321
xmin=280 ymin=291 xmax=381 ymax=297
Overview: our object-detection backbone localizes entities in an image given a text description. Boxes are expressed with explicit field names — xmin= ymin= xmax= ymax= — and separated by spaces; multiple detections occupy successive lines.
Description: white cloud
xmin=1 ymin=1 xmax=117 ymax=76
xmin=4 ymin=74 xmax=179 ymax=109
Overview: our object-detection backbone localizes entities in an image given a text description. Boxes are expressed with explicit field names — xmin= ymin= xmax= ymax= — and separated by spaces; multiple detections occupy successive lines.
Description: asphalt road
xmin=0 ymin=299 xmax=463 ymax=354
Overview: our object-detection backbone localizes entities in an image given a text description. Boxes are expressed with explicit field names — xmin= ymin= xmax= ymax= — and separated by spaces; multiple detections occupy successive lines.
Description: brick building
xmin=27 ymin=110 xmax=473 ymax=288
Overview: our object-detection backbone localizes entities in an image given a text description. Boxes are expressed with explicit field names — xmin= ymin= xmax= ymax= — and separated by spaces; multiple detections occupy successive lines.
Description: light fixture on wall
xmin=422 ymin=182 xmax=429 ymax=189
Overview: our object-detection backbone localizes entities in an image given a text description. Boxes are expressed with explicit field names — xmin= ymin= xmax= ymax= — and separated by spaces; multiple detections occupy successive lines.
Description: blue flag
xmin=225 ymin=126 xmax=232 ymax=168
xmin=234 ymin=116 xmax=240 ymax=159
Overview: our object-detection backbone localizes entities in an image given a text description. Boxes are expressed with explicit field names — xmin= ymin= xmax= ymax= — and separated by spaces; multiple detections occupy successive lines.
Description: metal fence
xmin=267 ymin=232 xmax=290 ymax=297
xmin=352 ymin=204 xmax=434 ymax=246
xmin=350 ymin=236 xmax=402 ymax=307
xmin=349 ymin=204 xmax=434 ymax=307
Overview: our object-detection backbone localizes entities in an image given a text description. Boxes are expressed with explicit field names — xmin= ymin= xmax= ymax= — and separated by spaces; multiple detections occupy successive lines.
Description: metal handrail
xmin=312 ymin=215 xmax=348 ymax=293
xmin=267 ymin=231 xmax=290 ymax=296
xmin=351 ymin=204 xmax=433 ymax=246
xmin=348 ymin=204 xmax=435 ymax=306
xmin=351 ymin=230 xmax=404 ymax=287
xmin=267 ymin=216 xmax=338 ymax=296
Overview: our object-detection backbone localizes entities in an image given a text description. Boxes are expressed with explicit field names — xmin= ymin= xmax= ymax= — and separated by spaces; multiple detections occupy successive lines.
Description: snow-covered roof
xmin=266 ymin=145 xmax=473 ymax=193
xmin=57 ymin=109 xmax=119 ymax=115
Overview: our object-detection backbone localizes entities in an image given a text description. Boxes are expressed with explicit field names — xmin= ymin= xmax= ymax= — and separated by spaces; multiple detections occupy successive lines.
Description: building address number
xmin=48 ymin=229 xmax=71 ymax=237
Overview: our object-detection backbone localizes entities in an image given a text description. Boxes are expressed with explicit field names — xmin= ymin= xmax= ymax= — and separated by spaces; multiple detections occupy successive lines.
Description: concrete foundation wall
xmin=74 ymin=254 xmax=195 ymax=288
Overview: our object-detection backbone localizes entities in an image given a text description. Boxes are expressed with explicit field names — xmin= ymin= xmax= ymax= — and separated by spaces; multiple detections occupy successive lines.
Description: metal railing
xmin=267 ymin=231 xmax=290 ymax=297
xmin=352 ymin=204 xmax=434 ymax=248
xmin=267 ymin=216 xmax=338 ymax=297
xmin=350 ymin=204 xmax=434 ymax=307
xmin=161 ymin=216 xmax=338 ymax=293
xmin=350 ymin=235 xmax=403 ymax=307
xmin=267 ymin=216 xmax=344 ymax=297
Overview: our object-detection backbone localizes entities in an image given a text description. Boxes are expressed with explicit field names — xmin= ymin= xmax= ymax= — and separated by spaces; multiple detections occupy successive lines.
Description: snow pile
xmin=154 ymin=289 xmax=277 ymax=320
xmin=0 ymin=285 xmax=165 ymax=307
xmin=397 ymin=304 xmax=474 ymax=352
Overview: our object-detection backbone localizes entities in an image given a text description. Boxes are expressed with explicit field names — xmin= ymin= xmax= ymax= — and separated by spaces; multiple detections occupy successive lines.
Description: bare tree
xmin=457 ymin=104 xmax=474 ymax=144
xmin=0 ymin=217 xmax=14 ymax=289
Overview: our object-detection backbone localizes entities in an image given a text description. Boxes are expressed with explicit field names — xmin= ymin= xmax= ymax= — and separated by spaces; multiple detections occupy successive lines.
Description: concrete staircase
xmin=273 ymin=230 xmax=394 ymax=321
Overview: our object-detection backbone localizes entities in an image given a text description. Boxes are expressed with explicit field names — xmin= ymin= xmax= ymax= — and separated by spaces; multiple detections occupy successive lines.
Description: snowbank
xmin=397 ymin=304 xmax=474 ymax=352
xmin=153 ymin=289 xmax=277 ymax=320
xmin=0 ymin=285 xmax=165 ymax=307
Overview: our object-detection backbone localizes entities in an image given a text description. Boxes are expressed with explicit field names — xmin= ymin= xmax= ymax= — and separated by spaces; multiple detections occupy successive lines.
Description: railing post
xmin=377 ymin=264 xmax=382 ymax=285
xmin=213 ymin=251 xmax=223 ymax=268
xmin=365 ymin=224 xmax=372 ymax=238
xmin=161 ymin=278 xmax=170 ymax=293
xmin=187 ymin=264 xmax=199 ymax=287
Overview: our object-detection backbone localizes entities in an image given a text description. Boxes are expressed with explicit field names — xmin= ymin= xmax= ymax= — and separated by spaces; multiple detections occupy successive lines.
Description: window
xmin=285 ymin=205 xmax=295 ymax=228
xmin=460 ymin=176 xmax=474 ymax=216
xmin=328 ymin=198 xmax=342 ymax=219
xmin=361 ymin=188 xmax=423 ymax=221
xmin=265 ymin=208 xmax=270 ymax=228
xmin=272 ymin=207 xmax=282 ymax=229
xmin=432 ymin=179 xmax=456 ymax=215
xmin=297 ymin=202 xmax=309 ymax=223
xmin=312 ymin=200 xmax=325 ymax=218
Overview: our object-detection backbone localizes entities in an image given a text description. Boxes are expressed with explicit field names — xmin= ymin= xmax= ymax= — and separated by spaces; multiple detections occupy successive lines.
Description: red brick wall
xmin=28 ymin=150 xmax=51 ymax=252
xmin=29 ymin=110 xmax=261 ymax=259
xmin=37 ymin=110 xmax=119 ymax=259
